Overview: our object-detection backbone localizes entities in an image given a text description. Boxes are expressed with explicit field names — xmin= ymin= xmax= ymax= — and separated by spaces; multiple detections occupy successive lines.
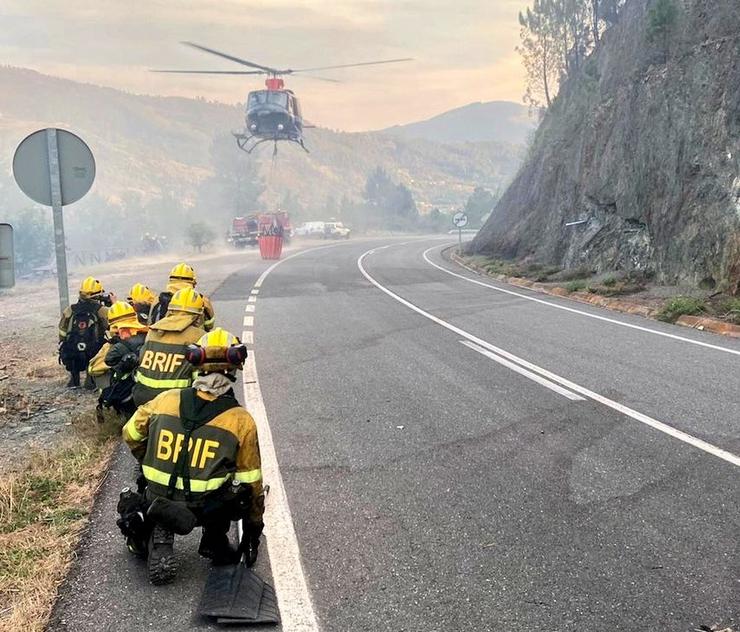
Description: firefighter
xmin=127 ymin=283 xmax=157 ymax=326
xmin=87 ymin=304 xmax=128 ymax=395
xmin=58 ymin=276 xmax=111 ymax=389
xmin=88 ymin=333 xmax=115 ymax=393
xmin=120 ymin=328 xmax=264 ymax=585
xmin=99 ymin=302 xmax=149 ymax=418
xmin=132 ymin=287 xmax=206 ymax=407
xmin=149 ymin=263 xmax=216 ymax=331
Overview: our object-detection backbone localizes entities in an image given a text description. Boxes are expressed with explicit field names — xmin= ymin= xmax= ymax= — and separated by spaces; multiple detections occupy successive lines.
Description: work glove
xmin=243 ymin=520 xmax=264 ymax=567
xmin=118 ymin=352 xmax=138 ymax=373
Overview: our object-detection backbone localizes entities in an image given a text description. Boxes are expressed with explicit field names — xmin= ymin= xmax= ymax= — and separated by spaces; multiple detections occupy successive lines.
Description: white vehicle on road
xmin=323 ymin=221 xmax=351 ymax=239
xmin=295 ymin=221 xmax=326 ymax=237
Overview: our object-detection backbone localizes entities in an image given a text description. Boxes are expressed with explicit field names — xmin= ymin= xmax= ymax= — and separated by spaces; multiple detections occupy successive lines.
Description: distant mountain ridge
xmin=0 ymin=67 xmax=526 ymax=249
xmin=381 ymin=101 xmax=536 ymax=145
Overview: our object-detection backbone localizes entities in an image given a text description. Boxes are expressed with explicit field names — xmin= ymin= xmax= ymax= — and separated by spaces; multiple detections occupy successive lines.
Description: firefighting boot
xmin=126 ymin=535 xmax=148 ymax=559
xmin=83 ymin=372 xmax=96 ymax=391
xmin=198 ymin=530 xmax=241 ymax=566
xmin=147 ymin=524 xmax=176 ymax=585
xmin=66 ymin=372 xmax=81 ymax=389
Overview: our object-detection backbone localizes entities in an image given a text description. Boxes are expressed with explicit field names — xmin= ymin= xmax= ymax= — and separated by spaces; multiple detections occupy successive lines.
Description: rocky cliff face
xmin=470 ymin=0 xmax=740 ymax=293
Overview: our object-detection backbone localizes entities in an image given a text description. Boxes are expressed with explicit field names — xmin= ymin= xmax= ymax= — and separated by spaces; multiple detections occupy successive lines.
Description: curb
xmin=675 ymin=315 xmax=740 ymax=338
xmin=449 ymin=251 xmax=740 ymax=339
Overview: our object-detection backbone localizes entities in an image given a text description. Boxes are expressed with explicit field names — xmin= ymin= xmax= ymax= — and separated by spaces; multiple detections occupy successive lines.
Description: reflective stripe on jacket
xmin=122 ymin=388 xmax=263 ymax=521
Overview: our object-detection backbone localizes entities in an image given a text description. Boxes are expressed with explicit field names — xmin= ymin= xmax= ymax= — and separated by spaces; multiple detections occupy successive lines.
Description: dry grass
xmin=0 ymin=413 xmax=118 ymax=632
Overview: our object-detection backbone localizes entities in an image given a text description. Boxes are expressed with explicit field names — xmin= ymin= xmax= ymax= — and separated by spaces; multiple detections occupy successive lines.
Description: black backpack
xmin=60 ymin=302 xmax=103 ymax=370
xmin=98 ymin=339 xmax=140 ymax=417
xmin=149 ymin=292 xmax=173 ymax=325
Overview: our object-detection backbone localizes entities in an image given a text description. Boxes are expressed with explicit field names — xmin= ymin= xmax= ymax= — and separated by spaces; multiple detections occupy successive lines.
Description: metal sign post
xmin=0 ymin=224 xmax=14 ymax=289
xmin=12 ymin=127 xmax=95 ymax=314
xmin=47 ymin=129 xmax=70 ymax=312
xmin=452 ymin=211 xmax=469 ymax=250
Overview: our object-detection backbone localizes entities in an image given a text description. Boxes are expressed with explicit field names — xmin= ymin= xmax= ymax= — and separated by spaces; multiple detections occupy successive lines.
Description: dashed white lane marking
xmin=461 ymin=340 xmax=585 ymax=401
xmin=240 ymin=243 xmax=351 ymax=632
xmin=422 ymin=244 xmax=740 ymax=358
xmin=358 ymin=247 xmax=740 ymax=468
xmin=246 ymin=304 xmax=256 ymax=312
xmin=238 ymin=239 xmax=429 ymax=630
xmin=242 ymin=330 xmax=254 ymax=344
xmin=248 ymin=296 xmax=257 ymax=303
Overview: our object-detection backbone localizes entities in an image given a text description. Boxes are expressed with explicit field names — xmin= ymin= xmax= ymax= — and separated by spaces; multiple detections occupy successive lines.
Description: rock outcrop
xmin=470 ymin=0 xmax=740 ymax=293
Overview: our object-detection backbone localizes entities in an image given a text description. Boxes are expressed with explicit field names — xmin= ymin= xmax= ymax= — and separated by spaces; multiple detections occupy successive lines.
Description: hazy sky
xmin=0 ymin=0 xmax=529 ymax=131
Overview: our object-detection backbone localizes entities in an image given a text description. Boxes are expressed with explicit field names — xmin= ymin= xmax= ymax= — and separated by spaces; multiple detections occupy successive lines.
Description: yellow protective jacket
xmin=166 ymin=281 xmax=216 ymax=331
xmin=132 ymin=313 xmax=205 ymax=406
xmin=122 ymin=388 xmax=264 ymax=521
xmin=88 ymin=342 xmax=112 ymax=377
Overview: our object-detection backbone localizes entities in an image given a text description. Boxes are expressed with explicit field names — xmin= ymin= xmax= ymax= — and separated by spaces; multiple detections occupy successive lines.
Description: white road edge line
xmin=243 ymin=354 xmax=319 ymax=631
xmin=246 ymin=304 xmax=256 ymax=313
xmin=358 ymin=248 xmax=740 ymax=468
xmin=240 ymin=243 xmax=351 ymax=632
xmin=422 ymin=244 xmax=740 ymax=358
xmin=242 ymin=330 xmax=254 ymax=345
xmin=243 ymin=316 xmax=254 ymax=327
xmin=461 ymin=340 xmax=585 ymax=401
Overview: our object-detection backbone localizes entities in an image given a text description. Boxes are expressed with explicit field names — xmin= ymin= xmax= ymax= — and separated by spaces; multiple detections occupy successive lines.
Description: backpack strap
xmin=166 ymin=389 xmax=240 ymax=502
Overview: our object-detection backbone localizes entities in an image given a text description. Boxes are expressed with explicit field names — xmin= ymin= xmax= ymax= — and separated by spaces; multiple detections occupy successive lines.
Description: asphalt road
xmin=50 ymin=237 xmax=739 ymax=632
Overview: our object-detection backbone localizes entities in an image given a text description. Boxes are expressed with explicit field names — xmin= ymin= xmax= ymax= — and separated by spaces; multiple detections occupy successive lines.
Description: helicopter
xmin=152 ymin=42 xmax=412 ymax=155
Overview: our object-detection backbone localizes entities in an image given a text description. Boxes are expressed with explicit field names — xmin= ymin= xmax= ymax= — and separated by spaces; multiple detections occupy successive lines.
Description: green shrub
xmin=718 ymin=297 xmax=740 ymax=324
xmin=657 ymin=296 xmax=706 ymax=322
xmin=602 ymin=276 xmax=617 ymax=287
xmin=556 ymin=266 xmax=594 ymax=282
xmin=185 ymin=222 xmax=216 ymax=252
xmin=565 ymin=280 xmax=588 ymax=293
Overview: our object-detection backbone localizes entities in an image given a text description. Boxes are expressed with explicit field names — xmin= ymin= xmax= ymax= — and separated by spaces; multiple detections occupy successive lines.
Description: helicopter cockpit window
xmin=267 ymin=92 xmax=288 ymax=108
xmin=248 ymin=91 xmax=270 ymax=107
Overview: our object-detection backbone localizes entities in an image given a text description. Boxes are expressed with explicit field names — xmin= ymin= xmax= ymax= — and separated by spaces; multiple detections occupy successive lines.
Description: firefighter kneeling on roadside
xmin=132 ymin=287 xmax=206 ymax=407
xmin=149 ymin=263 xmax=216 ymax=331
xmin=58 ymin=276 xmax=111 ymax=389
xmin=119 ymin=329 xmax=264 ymax=585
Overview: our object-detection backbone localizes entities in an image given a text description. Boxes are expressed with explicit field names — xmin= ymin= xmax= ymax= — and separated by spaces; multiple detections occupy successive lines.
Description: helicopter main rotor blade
xmin=287 ymin=73 xmax=343 ymax=83
xmin=150 ymin=69 xmax=266 ymax=75
xmin=181 ymin=41 xmax=279 ymax=74
xmin=287 ymin=58 xmax=413 ymax=73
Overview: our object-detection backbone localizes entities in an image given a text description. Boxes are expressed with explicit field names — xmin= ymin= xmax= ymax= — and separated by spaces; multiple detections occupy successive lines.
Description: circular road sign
xmin=452 ymin=212 xmax=468 ymax=228
xmin=13 ymin=128 xmax=95 ymax=206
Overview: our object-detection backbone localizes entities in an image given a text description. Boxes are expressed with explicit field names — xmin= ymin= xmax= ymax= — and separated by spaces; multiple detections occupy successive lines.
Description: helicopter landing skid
xmin=233 ymin=132 xmax=309 ymax=155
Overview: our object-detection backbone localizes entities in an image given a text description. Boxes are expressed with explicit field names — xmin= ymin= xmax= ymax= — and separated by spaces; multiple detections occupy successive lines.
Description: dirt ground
xmin=0 ymin=247 xmax=259 ymax=473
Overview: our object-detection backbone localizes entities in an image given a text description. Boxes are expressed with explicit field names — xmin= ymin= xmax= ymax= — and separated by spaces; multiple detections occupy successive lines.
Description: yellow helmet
xmin=168 ymin=287 xmax=204 ymax=315
xmin=186 ymin=328 xmax=247 ymax=373
xmin=127 ymin=283 xmax=156 ymax=305
xmin=107 ymin=301 xmax=138 ymax=327
xmin=169 ymin=263 xmax=196 ymax=286
xmin=198 ymin=328 xmax=239 ymax=348
xmin=80 ymin=276 xmax=104 ymax=299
